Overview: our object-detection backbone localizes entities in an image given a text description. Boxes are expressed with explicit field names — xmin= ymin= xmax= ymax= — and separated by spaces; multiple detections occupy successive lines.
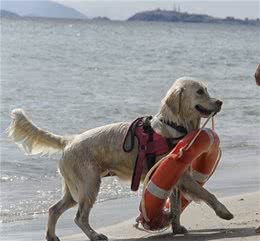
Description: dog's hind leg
xmin=46 ymin=184 xmax=76 ymax=241
xmin=74 ymin=165 xmax=108 ymax=241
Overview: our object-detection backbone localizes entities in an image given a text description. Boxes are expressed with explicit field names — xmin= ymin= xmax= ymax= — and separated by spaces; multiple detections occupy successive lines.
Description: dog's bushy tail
xmin=8 ymin=109 xmax=69 ymax=155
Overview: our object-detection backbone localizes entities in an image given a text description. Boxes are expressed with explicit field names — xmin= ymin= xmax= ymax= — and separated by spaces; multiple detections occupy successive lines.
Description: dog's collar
xmin=159 ymin=118 xmax=187 ymax=136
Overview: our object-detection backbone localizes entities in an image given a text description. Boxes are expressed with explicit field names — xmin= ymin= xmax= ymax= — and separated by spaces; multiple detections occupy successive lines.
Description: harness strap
xmin=143 ymin=116 xmax=156 ymax=171
xmin=122 ymin=116 xmax=183 ymax=192
xmin=159 ymin=118 xmax=188 ymax=136
xmin=131 ymin=143 xmax=147 ymax=191
xmin=131 ymin=117 xmax=156 ymax=191
xmin=122 ymin=117 xmax=143 ymax=152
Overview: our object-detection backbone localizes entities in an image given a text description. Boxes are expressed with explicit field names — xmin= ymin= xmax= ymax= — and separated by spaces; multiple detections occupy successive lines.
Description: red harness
xmin=122 ymin=117 xmax=175 ymax=191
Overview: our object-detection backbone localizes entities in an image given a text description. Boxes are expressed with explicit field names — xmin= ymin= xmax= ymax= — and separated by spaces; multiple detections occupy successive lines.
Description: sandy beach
xmin=3 ymin=191 xmax=257 ymax=241
xmin=59 ymin=192 xmax=260 ymax=241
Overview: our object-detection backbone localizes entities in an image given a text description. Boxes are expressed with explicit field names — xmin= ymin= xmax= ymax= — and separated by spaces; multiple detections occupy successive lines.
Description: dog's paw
xmin=215 ymin=205 xmax=234 ymax=220
xmin=218 ymin=210 xmax=234 ymax=220
xmin=47 ymin=238 xmax=60 ymax=241
xmin=46 ymin=232 xmax=61 ymax=241
xmin=91 ymin=233 xmax=108 ymax=241
xmin=171 ymin=225 xmax=188 ymax=235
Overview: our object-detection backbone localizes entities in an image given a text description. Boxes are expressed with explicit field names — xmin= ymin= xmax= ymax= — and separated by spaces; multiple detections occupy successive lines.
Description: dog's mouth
xmin=195 ymin=105 xmax=219 ymax=117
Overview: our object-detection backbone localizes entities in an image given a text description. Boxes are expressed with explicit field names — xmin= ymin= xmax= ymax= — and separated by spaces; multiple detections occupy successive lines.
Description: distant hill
xmin=0 ymin=9 xmax=20 ymax=18
xmin=1 ymin=0 xmax=86 ymax=19
xmin=92 ymin=16 xmax=111 ymax=21
xmin=128 ymin=9 xmax=260 ymax=26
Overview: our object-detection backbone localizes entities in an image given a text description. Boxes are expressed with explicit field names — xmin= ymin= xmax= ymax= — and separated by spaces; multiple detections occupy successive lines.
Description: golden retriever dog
xmin=8 ymin=77 xmax=233 ymax=241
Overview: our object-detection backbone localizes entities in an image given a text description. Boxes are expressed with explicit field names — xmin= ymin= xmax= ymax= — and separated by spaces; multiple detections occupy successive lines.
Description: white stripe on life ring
xmin=146 ymin=181 xmax=170 ymax=200
xmin=191 ymin=169 xmax=209 ymax=183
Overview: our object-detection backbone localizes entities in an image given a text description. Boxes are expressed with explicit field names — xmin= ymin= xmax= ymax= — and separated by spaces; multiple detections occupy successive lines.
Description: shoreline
xmin=2 ymin=191 xmax=260 ymax=241
xmin=2 ymin=182 xmax=258 ymax=224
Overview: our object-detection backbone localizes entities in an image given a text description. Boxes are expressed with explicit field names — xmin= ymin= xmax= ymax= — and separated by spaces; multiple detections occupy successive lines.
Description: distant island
xmin=0 ymin=9 xmax=20 ymax=18
xmin=0 ymin=2 xmax=259 ymax=26
xmin=128 ymin=9 xmax=260 ymax=26
xmin=0 ymin=0 xmax=112 ymax=21
xmin=1 ymin=0 xmax=86 ymax=19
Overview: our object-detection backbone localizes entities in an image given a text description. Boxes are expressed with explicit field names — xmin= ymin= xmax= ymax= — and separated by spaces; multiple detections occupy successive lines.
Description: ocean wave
xmin=0 ymin=176 xmax=135 ymax=223
xmin=0 ymin=209 xmax=47 ymax=223
xmin=0 ymin=175 xmax=28 ymax=183
xmin=222 ymin=142 xmax=260 ymax=149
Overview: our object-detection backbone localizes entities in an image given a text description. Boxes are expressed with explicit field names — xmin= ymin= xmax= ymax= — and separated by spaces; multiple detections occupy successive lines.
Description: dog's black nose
xmin=215 ymin=100 xmax=223 ymax=107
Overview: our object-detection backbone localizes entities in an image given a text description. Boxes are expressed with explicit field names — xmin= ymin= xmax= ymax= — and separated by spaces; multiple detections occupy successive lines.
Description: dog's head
xmin=162 ymin=77 xmax=223 ymax=120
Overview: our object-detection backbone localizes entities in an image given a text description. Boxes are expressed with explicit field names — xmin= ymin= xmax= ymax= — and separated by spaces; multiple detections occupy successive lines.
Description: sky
xmin=54 ymin=0 xmax=260 ymax=20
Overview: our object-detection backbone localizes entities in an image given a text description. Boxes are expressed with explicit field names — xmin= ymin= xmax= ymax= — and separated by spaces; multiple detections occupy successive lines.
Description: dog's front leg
xmin=170 ymin=188 xmax=188 ymax=235
xmin=177 ymin=173 xmax=234 ymax=220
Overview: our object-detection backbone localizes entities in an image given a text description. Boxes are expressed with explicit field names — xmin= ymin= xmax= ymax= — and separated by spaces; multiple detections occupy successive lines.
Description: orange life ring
xmin=138 ymin=128 xmax=220 ymax=231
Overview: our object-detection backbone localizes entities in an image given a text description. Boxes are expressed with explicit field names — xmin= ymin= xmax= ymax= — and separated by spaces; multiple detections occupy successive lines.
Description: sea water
xmin=1 ymin=18 xmax=259 ymax=224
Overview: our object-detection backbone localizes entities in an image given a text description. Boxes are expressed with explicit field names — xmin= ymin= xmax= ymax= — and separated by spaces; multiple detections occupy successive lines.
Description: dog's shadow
xmin=114 ymin=227 xmax=258 ymax=241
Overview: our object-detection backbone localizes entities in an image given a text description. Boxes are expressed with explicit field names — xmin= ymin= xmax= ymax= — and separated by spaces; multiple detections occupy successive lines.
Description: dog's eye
xmin=197 ymin=88 xmax=204 ymax=95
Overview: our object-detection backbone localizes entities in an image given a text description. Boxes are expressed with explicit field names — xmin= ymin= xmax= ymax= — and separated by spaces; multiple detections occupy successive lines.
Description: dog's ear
xmin=163 ymin=87 xmax=184 ymax=114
